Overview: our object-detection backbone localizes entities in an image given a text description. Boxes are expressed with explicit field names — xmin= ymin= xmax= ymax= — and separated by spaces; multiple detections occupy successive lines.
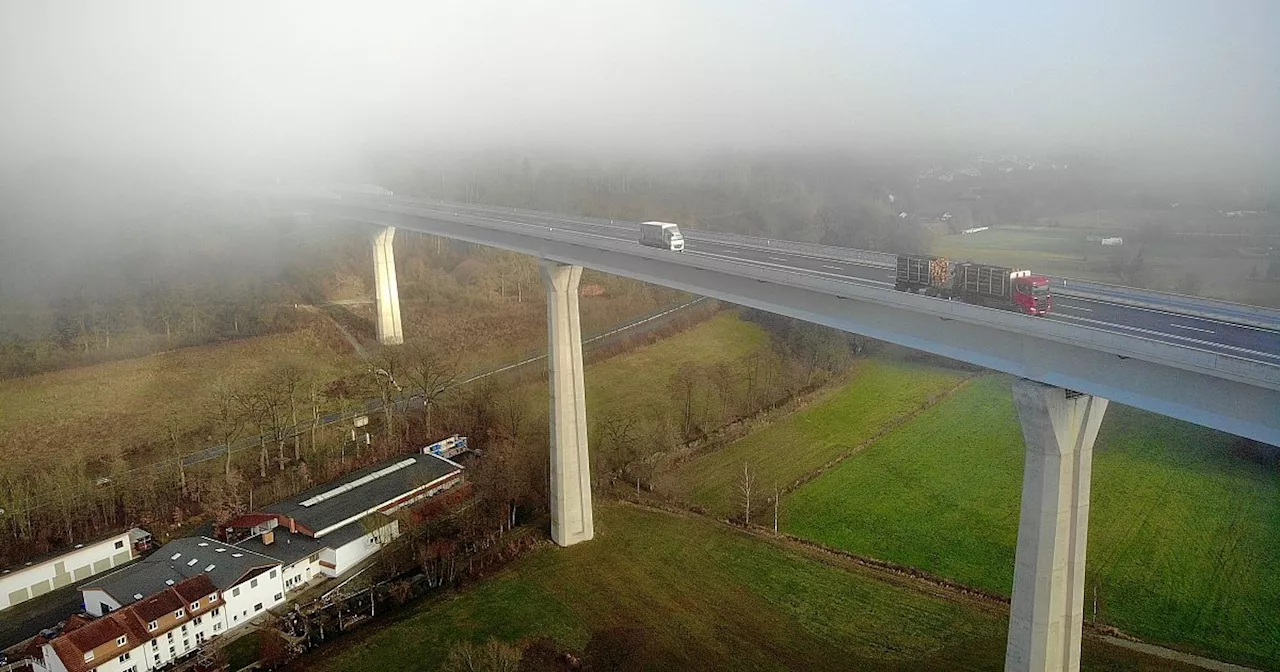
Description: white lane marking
xmin=1058 ymin=305 xmax=1092 ymax=312
xmin=1065 ymin=295 xmax=1280 ymax=335
xmin=1170 ymin=323 xmax=1215 ymax=334
xmin=822 ymin=264 xmax=842 ymax=270
xmin=687 ymin=250 xmax=894 ymax=287
xmin=1051 ymin=313 xmax=1280 ymax=362
xmin=769 ymin=256 xmax=788 ymax=262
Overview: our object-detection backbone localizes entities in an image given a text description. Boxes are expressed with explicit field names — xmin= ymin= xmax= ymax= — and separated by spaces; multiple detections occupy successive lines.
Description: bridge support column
xmin=1006 ymin=380 xmax=1108 ymax=672
xmin=541 ymin=261 xmax=594 ymax=547
xmin=371 ymin=226 xmax=403 ymax=345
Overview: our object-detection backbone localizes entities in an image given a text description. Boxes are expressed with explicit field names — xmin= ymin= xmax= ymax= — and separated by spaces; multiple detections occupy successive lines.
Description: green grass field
xmin=317 ymin=503 xmax=1196 ymax=672
xmin=655 ymin=357 xmax=969 ymax=517
xmin=784 ymin=375 xmax=1280 ymax=668
xmin=585 ymin=310 xmax=768 ymax=423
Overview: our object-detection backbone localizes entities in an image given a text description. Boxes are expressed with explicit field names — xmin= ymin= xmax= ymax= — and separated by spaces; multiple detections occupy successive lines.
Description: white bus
xmin=639 ymin=221 xmax=685 ymax=251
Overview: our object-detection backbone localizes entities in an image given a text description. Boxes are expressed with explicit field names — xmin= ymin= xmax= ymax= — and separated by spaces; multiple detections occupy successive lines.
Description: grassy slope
xmin=0 ymin=293 xmax=708 ymax=482
xmin=584 ymin=310 xmax=768 ymax=423
xmin=320 ymin=504 xmax=1194 ymax=672
xmin=656 ymin=357 xmax=969 ymax=517
xmin=0 ymin=321 xmax=361 ymax=478
xmin=784 ymin=375 xmax=1280 ymax=668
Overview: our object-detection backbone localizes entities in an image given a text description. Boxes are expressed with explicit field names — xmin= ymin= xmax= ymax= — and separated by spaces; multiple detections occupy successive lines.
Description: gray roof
xmin=263 ymin=452 xmax=461 ymax=537
xmin=87 ymin=537 xmax=279 ymax=605
xmin=230 ymin=513 xmax=393 ymax=566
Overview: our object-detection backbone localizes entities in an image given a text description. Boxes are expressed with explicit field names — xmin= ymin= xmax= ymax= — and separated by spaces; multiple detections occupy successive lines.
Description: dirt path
xmin=300 ymin=305 xmax=371 ymax=361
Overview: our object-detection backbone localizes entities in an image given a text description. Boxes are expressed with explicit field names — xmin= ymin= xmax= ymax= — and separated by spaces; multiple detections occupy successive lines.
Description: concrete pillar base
xmin=541 ymin=261 xmax=594 ymax=546
xmin=372 ymin=226 xmax=404 ymax=346
xmin=1006 ymin=380 xmax=1108 ymax=672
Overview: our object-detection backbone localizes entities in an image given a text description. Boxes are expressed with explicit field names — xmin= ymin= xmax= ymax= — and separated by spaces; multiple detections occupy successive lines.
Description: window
xmin=175 ymin=608 xmax=184 ymax=618
xmin=84 ymin=651 xmax=94 ymax=662
xmin=309 ymin=552 xmax=318 ymax=562
xmin=214 ymin=622 xmax=222 ymax=632
xmin=194 ymin=616 xmax=202 ymax=626
xmin=148 ymin=620 xmax=157 ymax=631
xmin=169 ymin=646 xmax=175 ymax=656
xmin=274 ymin=593 xmax=282 ymax=601
xmin=269 ymin=569 xmax=277 ymax=579
xmin=155 ymin=654 xmax=161 ymax=664
xmin=254 ymin=603 xmax=263 ymax=612
xmin=181 ymin=624 xmax=188 ymax=633
xmin=183 ymin=639 xmax=189 ymax=649
xmin=116 ymin=635 xmax=127 ymax=646
xmin=115 ymin=540 xmax=125 ymax=549
xmin=208 ymin=594 xmax=218 ymax=604
xmin=212 ymin=608 xmax=220 ymax=618
xmin=151 ymin=641 xmax=158 ymax=649
xmin=118 ymin=651 xmax=131 ymax=662
xmin=250 ymin=578 xmax=258 ymax=589
xmin=231 ymin=587 xmax=240 ymax=597
xmin=167 ymin=632 xmax=174 ymax=641
xmin=190 ymin=601 xmax=199 ymax=611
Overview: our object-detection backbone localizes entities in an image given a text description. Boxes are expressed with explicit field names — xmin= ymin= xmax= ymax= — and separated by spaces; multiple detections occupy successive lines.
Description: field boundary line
xmin=778 ymin=373 xmax=979 ymax=498
xmin=612 ymin=499 xmax=1264 ymax=672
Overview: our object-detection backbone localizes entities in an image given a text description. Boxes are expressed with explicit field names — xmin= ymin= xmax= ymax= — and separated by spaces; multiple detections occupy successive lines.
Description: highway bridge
xmin=273 ymin=189 xmax=1279 ymax=672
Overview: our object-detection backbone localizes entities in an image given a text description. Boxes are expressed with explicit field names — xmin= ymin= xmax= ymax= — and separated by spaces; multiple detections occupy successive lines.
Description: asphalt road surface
xmin=369 ymin=197 xmax=1280 ymax=368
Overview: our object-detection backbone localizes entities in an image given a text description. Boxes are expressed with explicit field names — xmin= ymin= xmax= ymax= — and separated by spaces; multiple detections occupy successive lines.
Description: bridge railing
xmin=683 ymin=229 xmax=898 ymax=268
xmin=1048 ymin=276 xmax=1280 ymax=329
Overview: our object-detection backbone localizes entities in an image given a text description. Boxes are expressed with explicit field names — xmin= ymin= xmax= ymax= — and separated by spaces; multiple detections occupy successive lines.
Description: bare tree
xmin=668 ymin=364 xmax=704 ymax=440
xmin=773 ymin=483 xmax=780 ymax=533
xmin=404 ymin=342 xmax=459 ymax=434
xmin=367 ymin=351 xmax=405 ymax=453
xmin=739 ymin=462 xmax=755 ymax=527
xmin=163 ymin=413 xmax=187 ymax=497
xmin=209 ymin=380 xmax=246 ymax=481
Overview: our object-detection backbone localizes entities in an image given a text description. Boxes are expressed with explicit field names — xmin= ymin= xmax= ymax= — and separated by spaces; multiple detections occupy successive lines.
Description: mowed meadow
xmin=781 ymin=374 xmax=1280 ymax=669
xmin=316 ymin=504 xmax=1197 ymax=672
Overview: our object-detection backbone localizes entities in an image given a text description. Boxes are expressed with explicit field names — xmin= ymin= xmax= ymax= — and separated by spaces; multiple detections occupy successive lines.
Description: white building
xmin=81 ymin=537 xmax=284 ymax=622
xmin=39 ymin=575 xmax=220 ymax=672
xmin=40 ymin=449 xmax=466 ymax=671
xmin=1 ymin=529 xmax=150 ymax=613
xmin=217 ymin=450 xmax=463 ymax=592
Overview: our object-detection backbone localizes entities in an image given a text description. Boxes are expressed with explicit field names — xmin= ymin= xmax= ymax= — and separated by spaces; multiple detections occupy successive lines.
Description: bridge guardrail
xmin=685 ymin=229 xmax=897 ymax=268
xmin=1049 ymin=276 xmax=1280 ymax=330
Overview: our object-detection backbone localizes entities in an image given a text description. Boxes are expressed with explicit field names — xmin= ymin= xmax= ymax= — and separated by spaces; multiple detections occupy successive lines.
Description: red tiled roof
xmin=222 ymin=513 xmax=280 ymax=529
xmin=173 ymin=574 xmax=217 ymax=606
xmin=48 ymin=576 xmax=217 ymax=672
xmin=51 ymin=609 xmax=148 ymax=672
xmin=131 ymin=589 xmax=184 ymax=624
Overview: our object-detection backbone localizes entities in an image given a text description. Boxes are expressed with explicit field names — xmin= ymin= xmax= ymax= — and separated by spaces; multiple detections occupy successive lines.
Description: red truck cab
xmin=1013 ymin=275 xmax=1052 ymax=315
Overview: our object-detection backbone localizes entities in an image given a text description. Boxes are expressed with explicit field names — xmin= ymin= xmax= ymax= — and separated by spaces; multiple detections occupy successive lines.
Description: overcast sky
xmin=2 ymin=0 xmax=1277 ymax=175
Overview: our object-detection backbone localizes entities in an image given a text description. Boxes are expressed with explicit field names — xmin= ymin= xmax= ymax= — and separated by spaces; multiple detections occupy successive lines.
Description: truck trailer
xmin=639 ymin=221 xmax=685 ymax=251
xmin=894 ymin=254 xmax=1051 ymax=315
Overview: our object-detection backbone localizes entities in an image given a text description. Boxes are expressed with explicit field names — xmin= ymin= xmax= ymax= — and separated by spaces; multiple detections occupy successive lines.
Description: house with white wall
xmin=38 ymin=575 xmax=222 ymax=672
xmin=1 ymin=529 xmax=150 ymax=613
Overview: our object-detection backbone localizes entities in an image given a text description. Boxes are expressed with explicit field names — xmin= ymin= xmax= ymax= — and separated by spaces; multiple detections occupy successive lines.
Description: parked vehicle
xmin=894 ymin=254 xmax=1051 ymax=315
xmin=639 ymin=221 xmax=685 ymax=251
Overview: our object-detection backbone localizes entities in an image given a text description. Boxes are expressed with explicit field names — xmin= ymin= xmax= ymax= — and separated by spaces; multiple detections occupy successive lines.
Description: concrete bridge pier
xmin=372 ymin=226 xmax=404 ymax=345
xmin=541 ymin=261 xmax=594 ymax=546
xmin=1006 ymin=379 xmax=1109 ymax=672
